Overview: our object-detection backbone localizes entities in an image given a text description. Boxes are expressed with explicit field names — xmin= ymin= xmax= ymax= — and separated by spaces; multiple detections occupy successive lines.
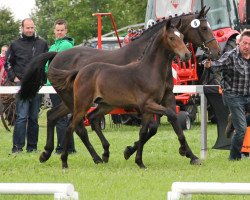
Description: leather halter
xmin=182 ymin=18 xmax=216 ymax=54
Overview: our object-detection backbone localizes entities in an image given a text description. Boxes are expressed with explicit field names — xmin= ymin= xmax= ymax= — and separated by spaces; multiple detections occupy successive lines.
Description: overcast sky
xmin=0 ymin=0 xmax=35 ymax=20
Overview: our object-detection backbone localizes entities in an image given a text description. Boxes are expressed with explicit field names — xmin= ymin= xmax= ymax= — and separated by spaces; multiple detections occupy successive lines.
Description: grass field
xmin=1 ymin=111 xmax=250 ymax=200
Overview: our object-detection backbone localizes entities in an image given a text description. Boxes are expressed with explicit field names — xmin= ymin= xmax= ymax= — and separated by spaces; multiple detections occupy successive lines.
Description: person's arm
xmin=203 ymin=51 xmax=232 ymax=71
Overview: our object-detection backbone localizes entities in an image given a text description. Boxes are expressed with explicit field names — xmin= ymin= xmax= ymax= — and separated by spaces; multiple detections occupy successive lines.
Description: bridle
xmin=182 ymin=18 xmax=216 ymax=56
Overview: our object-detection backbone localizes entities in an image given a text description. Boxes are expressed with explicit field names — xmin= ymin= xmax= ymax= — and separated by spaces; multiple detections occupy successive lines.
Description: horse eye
xmin=201 ymin=27 xmax=207 ymax=31
xmin=170 ymin=37 xmax=175 ymax=41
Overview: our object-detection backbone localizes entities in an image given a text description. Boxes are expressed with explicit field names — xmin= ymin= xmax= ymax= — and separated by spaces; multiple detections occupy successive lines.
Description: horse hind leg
xmin=75 ymin=121 xmax=103 ymax=164
xmin=39 ymin=103 xmax=69 ymax=163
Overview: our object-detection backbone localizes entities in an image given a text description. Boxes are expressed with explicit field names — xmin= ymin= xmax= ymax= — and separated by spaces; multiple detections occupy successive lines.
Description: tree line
xmin=0 ymin=0 xmax=147 ymax=47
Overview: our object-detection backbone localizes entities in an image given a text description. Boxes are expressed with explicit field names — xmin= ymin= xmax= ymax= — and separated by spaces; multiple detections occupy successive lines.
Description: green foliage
xmin=0 ymin=1 xmax=146 ymax=47
xmin=1 ymin=113 xmax=250 ymax=200
xmin=33 ymin=0 xmax=147 ymax=45
xmin=0 ymin=7 xmax=19 ymax=47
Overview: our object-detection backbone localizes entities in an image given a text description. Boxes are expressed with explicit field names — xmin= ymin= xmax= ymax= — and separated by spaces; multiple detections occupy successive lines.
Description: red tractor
xmin=86 ymin=0 xmax=250 ymax=130
xmin=144 ymin=0 xmax=250 ymax=126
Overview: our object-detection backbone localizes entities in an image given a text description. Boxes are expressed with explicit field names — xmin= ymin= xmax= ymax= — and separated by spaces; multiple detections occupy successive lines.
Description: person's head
xmin=1 ymin=45 xmax=8 ymax=57
xmin=238 ymin=29 xmax=250 ymax=57
xmin=53 ymin=19 xmax=68 ymax=39
xmin=21 ymin=18 xmax=35 ymax=37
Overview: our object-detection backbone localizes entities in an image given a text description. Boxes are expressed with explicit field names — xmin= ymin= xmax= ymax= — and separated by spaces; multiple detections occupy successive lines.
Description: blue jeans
xmin=13 ymin=92 xmax=41 ymax=151
xmin=49 ymin=94 xmax=75 ymax=152
xmin=222 ymin=92 xmax=250 ymax=160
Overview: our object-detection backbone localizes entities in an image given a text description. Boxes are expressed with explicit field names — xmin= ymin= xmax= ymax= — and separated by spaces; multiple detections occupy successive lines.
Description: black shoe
xmin=12 ymin=146 xmax=23 ymax=154
xmin=55 ymin=149 xmax=77 ymax=154
xmin=26 ymin=149 xmax=37 ymax=153
xmin=55 ymin=149 xmax=63 ymax=154
xmin=68 ymin=149 xmax=77 ymax=154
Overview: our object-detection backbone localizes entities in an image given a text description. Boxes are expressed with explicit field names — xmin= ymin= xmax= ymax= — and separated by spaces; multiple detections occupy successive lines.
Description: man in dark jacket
xmin=4 ymin=18 xmax=48 ymax=153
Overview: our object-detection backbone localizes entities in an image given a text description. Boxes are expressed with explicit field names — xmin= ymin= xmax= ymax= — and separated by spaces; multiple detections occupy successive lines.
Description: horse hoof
xmin=39 ymin=151 xmax=51 ymax=163
xmin=93 ymin=157 xmax=103 ymax=164
xmin=62 ymin=163 xmax=68 ymax=169
xmin=179 ymin=147 xmax=186 ymax=157
xmin=124 ymin=146 xmax=133 ymax=160
xmin=190 ymin=158 xmax=202 ymax=165
xmin=102 ymin=155 xmax=109 ymax=163
xmin=137 ymin=163 xmax=147 ymax=169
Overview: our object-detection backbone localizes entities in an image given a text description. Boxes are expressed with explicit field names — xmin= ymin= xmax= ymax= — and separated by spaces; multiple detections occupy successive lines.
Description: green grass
xmin=1 ymin=112 xmax=250 ymax=200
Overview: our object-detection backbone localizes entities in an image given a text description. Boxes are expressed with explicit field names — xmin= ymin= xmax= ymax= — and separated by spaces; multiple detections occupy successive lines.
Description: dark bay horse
xmin=19 ymin=7 xmax=221 ymax=164
xmin=49 ymin=20 xmax=191 ymax=168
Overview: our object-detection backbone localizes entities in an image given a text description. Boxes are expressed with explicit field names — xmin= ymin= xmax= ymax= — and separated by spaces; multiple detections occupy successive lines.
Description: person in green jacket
xmin=45 ymin=19 xmax=76 ymax=154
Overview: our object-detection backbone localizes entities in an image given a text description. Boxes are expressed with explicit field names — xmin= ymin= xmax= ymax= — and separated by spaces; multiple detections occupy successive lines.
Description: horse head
xmin=181 ymin=6 xmax=221 ymax=60
xmin=163 ymin=19 xmax=191 ymax=62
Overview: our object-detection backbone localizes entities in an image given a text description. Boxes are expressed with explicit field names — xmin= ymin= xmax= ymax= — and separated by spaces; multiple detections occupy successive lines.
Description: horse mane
xmin=131 ymin=11 xmax=200 ymax=42
xmin=137 ymin=31 xmax=158 ymax=61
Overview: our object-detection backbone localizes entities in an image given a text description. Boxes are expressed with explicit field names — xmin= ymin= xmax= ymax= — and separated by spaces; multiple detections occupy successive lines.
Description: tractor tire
xmin=177 ymin=111 xmax=191 ymax=130
xmin=99 ymin=115 xmax=106 ymax=130
xmin=184 ymin=104 xmax=197 ymax=122
xmin=223 ymin=38 xmax=237 ymax=53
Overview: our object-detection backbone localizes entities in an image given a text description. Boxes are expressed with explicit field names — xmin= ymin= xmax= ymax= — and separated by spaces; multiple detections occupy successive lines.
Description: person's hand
xmin=14 ymin=76 xmax=20 ymax=82
xmin=202 ymin=59 xmax=212 ymax=68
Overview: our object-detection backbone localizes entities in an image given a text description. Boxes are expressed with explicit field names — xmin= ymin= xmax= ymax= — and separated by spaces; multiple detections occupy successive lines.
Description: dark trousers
xmin=222 ymin=92 xmax=250 ymax=160
xmin=49 ymin=94 xmax=75 ymax=152
xmin=13 ymin=92 xmax=41 ymax=151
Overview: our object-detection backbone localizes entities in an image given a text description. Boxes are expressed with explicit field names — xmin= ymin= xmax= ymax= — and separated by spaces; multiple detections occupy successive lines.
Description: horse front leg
xmin=124 ymin=115 xmax=159 ymax=160
xmin=39 ymin=104 xmax=69 ymax=163
xmin=167 ymin=109 xmax=201 ymax=165
xmin=135 ymin=113 xmax=152 ymax=169
xmin=144 ymin=100 xmax=201 ymax=165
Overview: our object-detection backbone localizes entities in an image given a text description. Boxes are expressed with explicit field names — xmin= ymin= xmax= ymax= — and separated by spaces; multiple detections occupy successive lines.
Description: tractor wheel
xmin=99 ymin=115 xmax=106 ymax=130
xmin=223 ymin=38 xmax=237 ymax=52
xmin=0 ymin=97 xmax=16 ymax=132
xmin=184 ymin=104 xmax=197 ymax=122
xmin=0 ymin=80 xmax=16 ymax=132
xmin=177 ymin=111 xmax=191 ymax=130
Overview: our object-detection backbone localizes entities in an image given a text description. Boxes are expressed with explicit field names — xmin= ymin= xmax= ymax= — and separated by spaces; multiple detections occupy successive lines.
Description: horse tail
xmin=48 ymin=66 xmax=78 ymax=91
xmin=19 ymin=52 xmax=58 ymax=100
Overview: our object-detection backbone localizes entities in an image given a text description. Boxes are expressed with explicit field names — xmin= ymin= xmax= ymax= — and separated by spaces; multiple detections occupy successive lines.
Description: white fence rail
xmin=167 ymin=182 xmax=250 ymax=200
xmin=0 ymin=183 xmax=78 ymax=200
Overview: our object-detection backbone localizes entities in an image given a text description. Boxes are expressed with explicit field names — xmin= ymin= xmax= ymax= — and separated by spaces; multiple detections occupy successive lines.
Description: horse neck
xmin=176 ymin=14 xmax=198 ymax=41
xmin=124 ymin=21 xmax=167 ymax=53
xmin=139 ymin=31 xmax=174 ymax=80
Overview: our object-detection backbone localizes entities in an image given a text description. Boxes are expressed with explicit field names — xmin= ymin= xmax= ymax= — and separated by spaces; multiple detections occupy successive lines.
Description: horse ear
xmin=204 ymin=7 xmax=210 ymax=16
xmin=197 ymin=6 xmax=206 ymax=18
xmin=176 ymin=19 xmax=182 ymax=30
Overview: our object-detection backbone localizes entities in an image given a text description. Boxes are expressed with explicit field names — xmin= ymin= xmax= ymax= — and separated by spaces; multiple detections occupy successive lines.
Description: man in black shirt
xmin=5 ymin=18 xmax=48 ymax=153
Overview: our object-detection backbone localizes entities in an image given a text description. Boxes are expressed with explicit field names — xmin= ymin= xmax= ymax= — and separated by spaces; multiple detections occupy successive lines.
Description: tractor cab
xmin=192 ymin=0 xmax=240 ymax=31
